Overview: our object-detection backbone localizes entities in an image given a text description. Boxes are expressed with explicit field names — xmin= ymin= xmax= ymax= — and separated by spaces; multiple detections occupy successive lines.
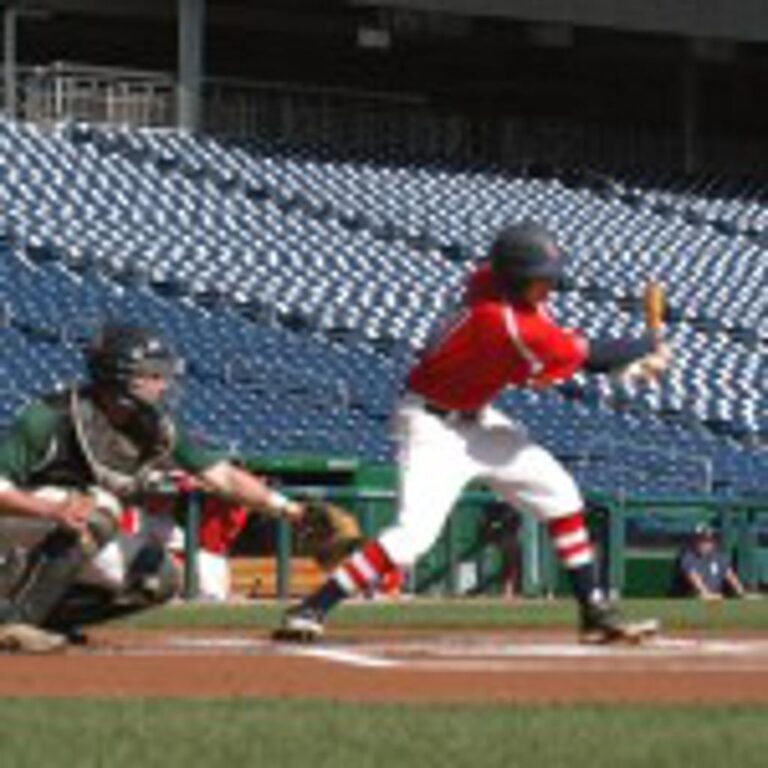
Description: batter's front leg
xmin=273 ymin=406 xmax=472 ymax=642
xmin=480 ymin=418 xmax=659 ymax=644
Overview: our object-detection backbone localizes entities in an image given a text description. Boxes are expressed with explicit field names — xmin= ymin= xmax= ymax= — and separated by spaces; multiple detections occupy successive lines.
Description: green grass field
xmin=123 ymin=596 xmax=768 ymax=633
xmin=3 ymin=599 xmax=767 ymax=767
xmin=0 ymin=700 xmax=766 ymax=768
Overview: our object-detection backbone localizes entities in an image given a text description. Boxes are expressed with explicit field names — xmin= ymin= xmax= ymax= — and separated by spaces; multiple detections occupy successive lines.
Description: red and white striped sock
xmin=548 ymin=511 xmax=599 ymax=606
xmin=331 ymin=540 xmax=394 ymax=596
xmin=548 ymin=512 xmax=594 ymax=569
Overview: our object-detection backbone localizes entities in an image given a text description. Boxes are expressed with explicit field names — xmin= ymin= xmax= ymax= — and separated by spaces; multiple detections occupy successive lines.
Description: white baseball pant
xmin=378 ymin=395 xmax=583 ymax=566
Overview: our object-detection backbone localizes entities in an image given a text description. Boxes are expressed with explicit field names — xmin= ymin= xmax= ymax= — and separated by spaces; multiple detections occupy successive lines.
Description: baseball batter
xmin=276 ymin=221 xmax=670 ymax=644
xmin=0 ymin=324 xmax=307 ymax=652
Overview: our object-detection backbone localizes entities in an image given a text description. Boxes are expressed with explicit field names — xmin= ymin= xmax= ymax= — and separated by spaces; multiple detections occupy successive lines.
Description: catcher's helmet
xmin=489 ymin=221 xmax=565 ymax=295
xmin=86 ymin=324 xmax=181 ymax=389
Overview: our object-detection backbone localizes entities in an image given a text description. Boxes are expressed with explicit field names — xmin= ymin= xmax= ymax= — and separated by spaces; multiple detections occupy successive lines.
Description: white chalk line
xmin=283 ymin=637 xmax=768 ymax=672
xmin=164 ymin=636 xmax=264 ymax=651
xmin=281 ymin=645 xmax=400 ymax=669
xmin=346 ymin=636 xmax=768 ymax=660
xmin=385 ymin=658 xmax=768 ymax=674
xmin=82 ymin=635 xmax=768 ymax=675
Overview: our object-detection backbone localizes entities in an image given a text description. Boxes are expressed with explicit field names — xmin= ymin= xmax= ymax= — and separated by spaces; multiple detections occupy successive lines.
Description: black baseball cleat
xmin=579 ymin=602 xmax=660 ymax=645
xmin=272 ymin=605 xmax=325 ymax=643
xmin=60 ymin=625 xmax=91 ymax=646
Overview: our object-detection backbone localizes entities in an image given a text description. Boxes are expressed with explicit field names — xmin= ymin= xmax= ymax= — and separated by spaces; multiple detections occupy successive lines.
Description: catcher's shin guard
xmin=4 ymin=528 xmax=90 ymax=627
xmin=45 ymin=547 xmax=180 ymax=635
xmin=579 ymin=601 xmax=659 ymax=645
xmin=125 ymin=543 xmax=180 ymax=603
xmin=272 ymin=604 xmax=325 ymax=643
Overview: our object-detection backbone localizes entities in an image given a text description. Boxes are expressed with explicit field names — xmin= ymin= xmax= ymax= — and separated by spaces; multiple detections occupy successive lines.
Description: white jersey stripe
xmin=503 ymin=306 xmax=544 ymax=377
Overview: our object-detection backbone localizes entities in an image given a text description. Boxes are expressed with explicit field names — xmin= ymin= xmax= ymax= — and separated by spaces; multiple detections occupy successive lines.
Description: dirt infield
xmin=2 ymin=628 xmax=768 ymax=703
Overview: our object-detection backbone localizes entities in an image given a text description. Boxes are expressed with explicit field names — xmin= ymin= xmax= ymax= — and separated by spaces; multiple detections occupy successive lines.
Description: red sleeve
xmin=517 ymin=309 xmax=588 ymax=387
xmin=198 ymin=498 xmax=249 ymax=554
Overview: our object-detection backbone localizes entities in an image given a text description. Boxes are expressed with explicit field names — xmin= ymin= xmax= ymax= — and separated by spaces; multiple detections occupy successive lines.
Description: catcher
xmin=0 ymin=324 xmax=359 ymax=652
xmin=275 ymin=221 xmax=670 ymax=644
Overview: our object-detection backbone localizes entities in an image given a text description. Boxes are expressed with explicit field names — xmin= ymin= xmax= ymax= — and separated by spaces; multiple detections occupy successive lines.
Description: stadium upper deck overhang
xmin=353 ymin=0 xmax=768 ymax=43
xmin=8 ymin=0 xmax=768 ymax=44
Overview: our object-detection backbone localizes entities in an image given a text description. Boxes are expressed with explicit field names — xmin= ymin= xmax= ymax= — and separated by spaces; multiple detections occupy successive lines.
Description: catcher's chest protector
xmin=29 ymin=389 xmax=175 ymax=497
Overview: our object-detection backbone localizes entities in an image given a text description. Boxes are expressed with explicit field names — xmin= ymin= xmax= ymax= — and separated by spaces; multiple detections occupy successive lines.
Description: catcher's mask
xmin=85 ymin=324 xmax=183 ymax=433
xmin=489 ymin=220 xmax=566 ymax=299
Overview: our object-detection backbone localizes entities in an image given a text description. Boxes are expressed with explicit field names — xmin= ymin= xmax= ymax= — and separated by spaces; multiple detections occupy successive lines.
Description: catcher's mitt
xmin=297 ymin=501 xmax=363 ymax=570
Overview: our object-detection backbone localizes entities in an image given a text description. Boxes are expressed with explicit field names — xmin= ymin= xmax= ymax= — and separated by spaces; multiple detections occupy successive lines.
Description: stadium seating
xmin=1 ymin=116 xmax=765 ymax=497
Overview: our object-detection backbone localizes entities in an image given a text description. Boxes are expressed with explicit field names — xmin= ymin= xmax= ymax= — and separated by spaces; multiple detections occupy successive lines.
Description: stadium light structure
xmin=177 ymin=0 xmax=205 ymax=133
xmin=3 ymin=2 xmax=52 ymax=120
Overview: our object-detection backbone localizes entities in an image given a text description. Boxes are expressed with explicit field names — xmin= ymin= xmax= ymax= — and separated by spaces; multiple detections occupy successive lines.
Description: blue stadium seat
xmin=1 ymin=116 xmax=765 ymax=493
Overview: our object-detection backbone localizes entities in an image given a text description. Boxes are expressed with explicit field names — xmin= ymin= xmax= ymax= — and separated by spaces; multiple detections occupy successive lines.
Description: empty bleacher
xmin=1 ymin=116 xmax=765 ymax=497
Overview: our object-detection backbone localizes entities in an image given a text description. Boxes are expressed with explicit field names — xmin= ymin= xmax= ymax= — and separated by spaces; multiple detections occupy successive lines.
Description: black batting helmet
xmin=489 ymin=221 xmax=565 ymax=295
xmin=86 ymin=324 xmax=181 ymax=388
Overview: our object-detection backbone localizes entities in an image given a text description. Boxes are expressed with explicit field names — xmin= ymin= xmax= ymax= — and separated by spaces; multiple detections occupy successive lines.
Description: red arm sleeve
xmin=517 ymin=310 xmax=588 ymax=387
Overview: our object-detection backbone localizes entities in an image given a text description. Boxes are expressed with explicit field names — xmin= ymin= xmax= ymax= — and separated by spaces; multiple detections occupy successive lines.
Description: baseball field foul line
xmin=77 ymin=634 xmax=768 ymax=677
xmin=282 ymin=646 xmax=401 ymax=669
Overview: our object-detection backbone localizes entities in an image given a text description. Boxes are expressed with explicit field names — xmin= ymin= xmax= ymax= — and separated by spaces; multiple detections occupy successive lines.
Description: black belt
xmin=423 ymin=402 xmax=480 ymax=422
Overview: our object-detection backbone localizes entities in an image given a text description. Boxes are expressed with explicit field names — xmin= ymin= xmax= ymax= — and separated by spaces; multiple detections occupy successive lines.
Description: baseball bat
xmin=643 ymin=280 xmax=665 ymax=336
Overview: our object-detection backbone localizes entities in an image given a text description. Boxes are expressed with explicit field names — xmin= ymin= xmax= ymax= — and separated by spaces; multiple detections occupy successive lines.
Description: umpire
xmin=0 ymin=324 xmax=304 ymax=652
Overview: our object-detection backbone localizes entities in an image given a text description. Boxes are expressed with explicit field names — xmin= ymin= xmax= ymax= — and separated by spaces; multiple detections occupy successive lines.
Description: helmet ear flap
xmin=492 ymin=259 xmax=532 ymax=299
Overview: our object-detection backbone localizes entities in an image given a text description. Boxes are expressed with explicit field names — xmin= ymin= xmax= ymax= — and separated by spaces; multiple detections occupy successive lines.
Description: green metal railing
xmin=180 ymin=486 xmax=768 ymax=600
xmin=594 ymin=493 xmax=768 ymax=593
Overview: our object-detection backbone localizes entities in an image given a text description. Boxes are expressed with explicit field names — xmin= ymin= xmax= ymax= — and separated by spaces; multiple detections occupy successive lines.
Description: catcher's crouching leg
xmin=46 ymin=542 xmax=180 ymax=637
xmin=0 ymin=503 xmax=119 ymax=653
xmin=0 ymin=528 xmax=90 ymax=653
xmin=125 ymin=541 xmax=181 ymax=604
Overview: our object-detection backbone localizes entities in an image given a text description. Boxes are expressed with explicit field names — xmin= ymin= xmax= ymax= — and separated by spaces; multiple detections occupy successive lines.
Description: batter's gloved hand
xmin=296 ymin=500 xmax=364 ymax=570
xmin=618 ymin=340 xmax=672 ymax=385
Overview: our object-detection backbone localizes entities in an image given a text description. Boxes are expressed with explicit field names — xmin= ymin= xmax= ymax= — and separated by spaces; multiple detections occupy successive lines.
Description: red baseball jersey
xmin=406 ymin=263 xmax=588 ymax=411
xmin=197 ymin=497 xmax=249 ymax=555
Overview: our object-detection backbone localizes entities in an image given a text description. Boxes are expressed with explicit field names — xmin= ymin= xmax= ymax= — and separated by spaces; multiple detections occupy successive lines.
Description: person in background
xmin=142 ymin=471 xmax=251 ymax=602
xmin=480 ymin=501 xmax=522 ymax=599
xmin=671 ymin=523 xmax=755 ymax=600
